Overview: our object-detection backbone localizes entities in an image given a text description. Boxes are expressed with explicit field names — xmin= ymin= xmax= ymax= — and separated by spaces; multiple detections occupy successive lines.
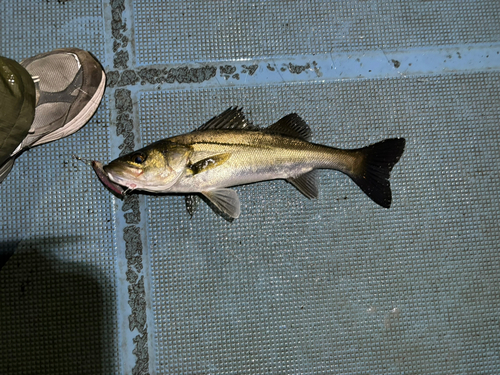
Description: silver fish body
xmin=101 ymin=108 xmax=405 ymax=219
xmin=167 ymin=129 xmax=357 ymax=193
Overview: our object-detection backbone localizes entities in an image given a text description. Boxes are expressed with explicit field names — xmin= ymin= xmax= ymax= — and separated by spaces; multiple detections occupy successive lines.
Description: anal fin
xmin=202 ymin=189 xmax=241 ymax=219
xmin=287 ymin=170 xmax=318 ymax=199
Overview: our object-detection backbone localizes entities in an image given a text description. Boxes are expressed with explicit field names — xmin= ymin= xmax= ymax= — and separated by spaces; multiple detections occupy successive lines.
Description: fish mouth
xmin=103 ymin=165 xmax=137 ymax=190
xmin=92 ymin=161 xmax=127 ymax=197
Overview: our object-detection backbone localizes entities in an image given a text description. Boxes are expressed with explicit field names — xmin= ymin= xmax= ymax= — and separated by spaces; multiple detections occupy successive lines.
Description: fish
xmin=101 ymin=107 xmax=405 ymax=219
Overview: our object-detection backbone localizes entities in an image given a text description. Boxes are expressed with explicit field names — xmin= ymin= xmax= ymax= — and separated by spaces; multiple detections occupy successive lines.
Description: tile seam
xmin=105 ymin=44 xmax=500 ymax=91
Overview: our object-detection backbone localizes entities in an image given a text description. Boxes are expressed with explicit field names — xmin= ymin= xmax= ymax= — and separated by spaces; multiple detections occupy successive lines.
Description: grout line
xmin=103 ymin=0 xmax=152 ymax=374
xmin=105 ymin=44 xmax=500 ymax=92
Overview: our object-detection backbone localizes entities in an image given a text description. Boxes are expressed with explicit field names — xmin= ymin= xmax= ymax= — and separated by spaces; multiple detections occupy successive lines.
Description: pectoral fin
xmin=287 ymin=170 xmax=318 ymax=199
xmin=189 ymin=153 xmax=231 ymax=175
xmin=202 ymin=189 xmax=241 ymax=219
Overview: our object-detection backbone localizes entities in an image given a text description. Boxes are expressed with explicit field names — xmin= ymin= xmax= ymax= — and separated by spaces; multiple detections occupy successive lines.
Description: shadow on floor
xmin=0 ymin=240 xmax=18 ymax=271
xmin=0 ymin=240 xmax=117 ymax=374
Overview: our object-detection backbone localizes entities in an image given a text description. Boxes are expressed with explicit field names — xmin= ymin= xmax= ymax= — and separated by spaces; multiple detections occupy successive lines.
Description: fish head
xmin=103 ymin=141 xmax=191 ymax=192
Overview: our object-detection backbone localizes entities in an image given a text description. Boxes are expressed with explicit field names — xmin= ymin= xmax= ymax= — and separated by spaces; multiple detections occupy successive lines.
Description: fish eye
xmin=134 ymin=153 xmax=146 ymax=164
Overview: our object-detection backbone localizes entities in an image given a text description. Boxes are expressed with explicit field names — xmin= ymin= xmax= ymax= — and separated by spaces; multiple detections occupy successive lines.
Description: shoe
xmin=0 ymin=48 xmax=106 ymax=183
xmin=12 ymin=48 xmax=106 ymax=153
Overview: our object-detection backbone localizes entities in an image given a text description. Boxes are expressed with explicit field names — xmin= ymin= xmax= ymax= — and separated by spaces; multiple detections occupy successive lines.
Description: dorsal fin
xmin=263 ymin=113 xmax=312 ymax=141
xmin=196 ymin=107 xmax=257 ymax=131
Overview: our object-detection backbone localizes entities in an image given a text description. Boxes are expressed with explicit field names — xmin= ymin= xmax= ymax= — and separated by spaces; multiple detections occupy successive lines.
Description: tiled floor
xmin=1 ymin=1 xmax=500 ymax=374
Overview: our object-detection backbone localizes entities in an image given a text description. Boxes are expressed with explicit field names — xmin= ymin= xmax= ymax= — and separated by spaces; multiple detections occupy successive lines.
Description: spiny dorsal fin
xmin=287 ymin=170 xmax=318 ymax=199
xmin=188 ymin=153 xmax=231 ymax=175
xmin=202 ymin=189 xmax=241 ymax=219
xmin=263 ymin=113 xmax=312 ymax=141
xmin=196 ymin=107 xmax=257 ymax=131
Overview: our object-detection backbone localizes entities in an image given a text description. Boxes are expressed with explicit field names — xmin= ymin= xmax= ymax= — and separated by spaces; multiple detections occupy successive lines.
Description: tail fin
xmin=350 ymin=138 xmax=405 ymax=208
